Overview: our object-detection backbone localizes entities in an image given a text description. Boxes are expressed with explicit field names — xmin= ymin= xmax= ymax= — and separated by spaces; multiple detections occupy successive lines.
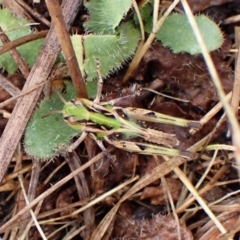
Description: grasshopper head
xmin=62 ymin=100 xmax=90 ymax=124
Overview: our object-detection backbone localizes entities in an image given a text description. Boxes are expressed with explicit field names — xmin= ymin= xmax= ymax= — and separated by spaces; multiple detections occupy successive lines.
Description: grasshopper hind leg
xmin=90 ymin=133 xmax=118 ymax=166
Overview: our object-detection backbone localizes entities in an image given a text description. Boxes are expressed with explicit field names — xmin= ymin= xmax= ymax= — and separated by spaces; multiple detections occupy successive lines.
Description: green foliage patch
xmin=81 ymin=22 xmax=140 ymax=80
xmin=0 ymin=8 xmax=43 ymax=73
xmin=139 ymin=2 xmax=223 ymax=54
xmin=84 ymin=0 xmax=132 ymax=34
xmin=24 ymin=82 xmax=79 ymax=160
xmin=156 ymin=13 xmax=223 ymax=54
xmin=71 ymin=0 xmax=140 ymax=80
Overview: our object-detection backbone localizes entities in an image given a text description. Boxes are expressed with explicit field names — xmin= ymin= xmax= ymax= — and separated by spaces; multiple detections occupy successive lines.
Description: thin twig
xmin=0 ymin=74 xmax=21 ymax=96
xmin=66 ymin=152 xmax=95 ymax=239
xmin=123 ymin=0 xmax=180 ymax=84
xmin=0 ymin=30 xmax=48 ymax=56
xmin=228 ymin=27 xmax=240 ymax=136
xmin=15 ymin=0 xmax=51 ymax=27
xmin=18 ymin=176 xmax=47 ymax=240
xmin=18 ymin=161 xmax=41 ymax=235
xmin=45 ymin=0 xmax=87 ymax=98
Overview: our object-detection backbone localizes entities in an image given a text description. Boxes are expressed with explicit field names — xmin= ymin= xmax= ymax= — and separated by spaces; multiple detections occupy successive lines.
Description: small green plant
xmin=24 ymin=81 xmax=79 ymax=160
xmin=0 ymin=8 xmax=43 ymax=73
xmin=83 ymin=0 xmax=132 ymax=34
xmin=156 ymin=13 xmax=223 ymax=54
xmin=139 ymin=2 xmax=223 ymax=54
xmin=71 ymin=0 xmax=141 ymax=80
xmin=24 ymin=80 xmax=99 ymax=160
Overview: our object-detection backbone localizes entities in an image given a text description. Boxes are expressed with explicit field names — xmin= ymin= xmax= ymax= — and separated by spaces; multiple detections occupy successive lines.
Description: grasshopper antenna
xmin=42 ymin=110 xmax=63 ymax=119
xmin=53 ymin=84 xmax=68 ymax=104
xmin=41 ymin=85 xmax=67 ymax=118
xmin=94 ymin=58 xmax=103 ymax=104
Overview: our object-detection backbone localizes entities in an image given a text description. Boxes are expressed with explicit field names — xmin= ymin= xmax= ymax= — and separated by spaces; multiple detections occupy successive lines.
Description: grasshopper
xmin=55 ymin=64 xmax=200 ymax=159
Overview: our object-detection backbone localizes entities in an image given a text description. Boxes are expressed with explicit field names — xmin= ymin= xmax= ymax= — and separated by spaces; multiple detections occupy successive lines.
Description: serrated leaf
xmin=24 ymin=82 xmax=79 ymax=160
xmin=157 ymin=13 xmax=223 ymax=54
xmin=83 ymin=22 xmax=140 ymax=80
xmin=70 ymin=34 xmax=84 ymax=75
xmin=138 ymin=2 xmax=224 ymax=55
xmin=134 ymin=0 xmax=153 ymax=31
xmin=83 ymin=0 xmax=132 ymax=34
xmin=0 ymin=8 xmax=43 ymax=73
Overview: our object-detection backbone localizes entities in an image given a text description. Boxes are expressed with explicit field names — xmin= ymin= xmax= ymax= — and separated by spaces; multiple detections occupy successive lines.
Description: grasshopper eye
xmin=69 ymin=99 xmax=82 ymax=107
xmin=72 ymin=99 xmax=83 ymax=106
xmin=64 ymin=116 xmax=88 ymax=125
xmin=64 ymin=116 xmax=85 ymax=131
xmin=64 ymin=116 xmax=76 ymax=124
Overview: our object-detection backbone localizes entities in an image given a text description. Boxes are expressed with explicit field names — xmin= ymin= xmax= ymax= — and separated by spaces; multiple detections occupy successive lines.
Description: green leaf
xmin=157 ymin=13 xmax=223 ymax=54
xmin=83 ymin=0 xmax=132 ymax=34
xmin=138 ymin=2 xmax=224 ymax=55
xmin=0 ymin=8 xmax=43 ymax=73
xmin=24 ymin=82 xmax=79 ymax=160
xmin=86 ymin=79 xmax=98 ymax=98
xmin=72 ymin=1 xmax=141 ymax=81
xmin=134 ymin=0 xmax=153 ymax=32
xmin=73 ymin=22 xmax=140 ymax=81
xmin=70 ymin=34 xmax=84 ymax=75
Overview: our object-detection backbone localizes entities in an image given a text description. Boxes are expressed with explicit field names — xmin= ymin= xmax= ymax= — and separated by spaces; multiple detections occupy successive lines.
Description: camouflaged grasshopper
xmin=59 ymin=64 xmax=200 ymax=159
